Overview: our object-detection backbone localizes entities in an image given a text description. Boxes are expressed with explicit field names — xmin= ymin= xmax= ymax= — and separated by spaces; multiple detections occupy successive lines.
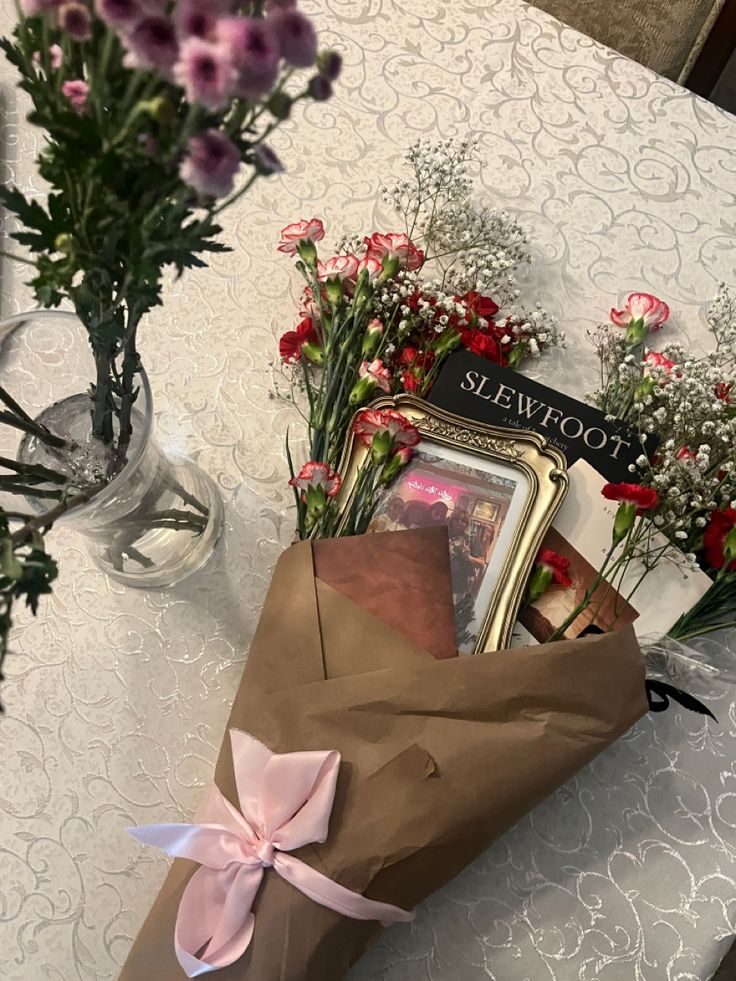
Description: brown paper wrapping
xmin=121 ymin=528 xmax=647 ymax=981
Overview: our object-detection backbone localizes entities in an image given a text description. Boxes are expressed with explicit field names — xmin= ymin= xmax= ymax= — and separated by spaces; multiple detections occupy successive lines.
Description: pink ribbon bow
xmin=128 ymin=729 xmax=414 ymax=977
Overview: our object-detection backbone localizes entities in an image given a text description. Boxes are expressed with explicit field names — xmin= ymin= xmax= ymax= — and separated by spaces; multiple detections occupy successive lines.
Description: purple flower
xmin=62 ymin=78 xmax=89 ymax=114
xmin=174 ymin=0 xmax=217 ymax=40
xmin=95 ymin=0 xmax=142 ymax=31
xmin=217 ymin=17 xmax=279 ymax=100
xmin=59 ymin=2 xmax=92 ymax=40
xmin=268 ymin=8 xmax=317 ymax=68
xmin=254 ymin=143 xmax=284 ymax=175
xmin=174 ymin=37 xmax=237 ymax=110
xmin=125 ymin=16 xmax=179 ymax=74
xmin=180 ymin=129 xmax=241 ymax=198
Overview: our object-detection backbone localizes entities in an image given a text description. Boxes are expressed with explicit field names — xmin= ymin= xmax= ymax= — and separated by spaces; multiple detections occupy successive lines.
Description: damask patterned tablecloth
xmin=1 ymin=2 xmax=736 ymax=979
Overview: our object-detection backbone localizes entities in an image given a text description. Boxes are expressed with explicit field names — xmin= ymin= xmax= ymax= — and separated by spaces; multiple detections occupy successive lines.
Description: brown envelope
xmin=120 ymin=528 xmax=647 ymax=981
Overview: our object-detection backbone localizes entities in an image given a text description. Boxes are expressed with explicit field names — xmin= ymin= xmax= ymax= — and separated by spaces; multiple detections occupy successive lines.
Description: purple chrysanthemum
xmin=268 ymin=8 xmax=317 ymax=68
xmin=95 ymin=0 xmax=142 ymax=31
xmin=60 ymin=2 xmax=92 ymax=41
xmin=125 ymin=16 xmax=178 ymax=73
xmin=217 ymin=17 xmax=279 ymax=100
xmin=174 ymin=37 xmax=237 ymax=110
xmin=180 ymin=129 xmax=241 ymax=198
xmin=174 ymin=0 xmax=218 ymax=40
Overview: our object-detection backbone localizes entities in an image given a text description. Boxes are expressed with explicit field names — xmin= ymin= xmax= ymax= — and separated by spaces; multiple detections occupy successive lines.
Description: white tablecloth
xmin=1 ymin=2 xmax=736 ymax=979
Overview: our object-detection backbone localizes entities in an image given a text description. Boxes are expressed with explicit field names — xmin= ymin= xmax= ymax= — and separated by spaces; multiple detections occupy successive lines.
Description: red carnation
xmin=464 ymin=290 xmax=499 ymax=321
xmin=279 ymin=316 xmax=318 ymax=362
xmin=399 ymin=346 xmax=435 ymax=394
xmin=461 ymin=328 xmax=505 ymax=365
xmin=538 ymin=548 xmax=572 ymax=588
xmin=703 ymin=507 xmax=736 ymax=571
xmin=602 ymin=482 xmax=659 ymax=513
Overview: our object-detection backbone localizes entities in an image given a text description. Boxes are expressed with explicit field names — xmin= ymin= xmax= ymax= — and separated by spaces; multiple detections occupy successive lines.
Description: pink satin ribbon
xmin=128 ymin=729 xmax=414 ymax=977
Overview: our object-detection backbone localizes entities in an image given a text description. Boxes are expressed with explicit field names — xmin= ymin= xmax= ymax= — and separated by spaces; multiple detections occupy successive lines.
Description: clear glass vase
xmin=0 ymin=309 xmax=224 ymax=587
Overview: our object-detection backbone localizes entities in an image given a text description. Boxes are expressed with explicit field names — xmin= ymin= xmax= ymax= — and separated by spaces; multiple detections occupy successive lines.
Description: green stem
xmin=0 ymin=410 xmax=67 ymax=450
xmin=0 ymin=249 xmax=36 ymax=268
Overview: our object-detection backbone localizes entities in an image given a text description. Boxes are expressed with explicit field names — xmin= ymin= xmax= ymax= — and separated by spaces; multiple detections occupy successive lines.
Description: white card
xmin=516 ymin=459 xmax=712 ymax=644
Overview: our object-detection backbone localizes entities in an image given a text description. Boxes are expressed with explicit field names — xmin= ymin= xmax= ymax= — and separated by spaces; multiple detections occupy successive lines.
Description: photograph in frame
xmin=335 ymin=396 xmax=569 ymax=654
xmin=369 ymin=448 xmax=530 ymax=652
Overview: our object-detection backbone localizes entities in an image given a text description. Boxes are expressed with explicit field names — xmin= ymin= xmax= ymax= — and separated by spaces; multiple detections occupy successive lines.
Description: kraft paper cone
xmin=121 ymin=527 xmax=647 ymax=981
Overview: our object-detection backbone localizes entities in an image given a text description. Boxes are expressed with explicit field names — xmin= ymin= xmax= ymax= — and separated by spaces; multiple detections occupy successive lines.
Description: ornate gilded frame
xmin=334 ymin=395 xmax=569 ymax=653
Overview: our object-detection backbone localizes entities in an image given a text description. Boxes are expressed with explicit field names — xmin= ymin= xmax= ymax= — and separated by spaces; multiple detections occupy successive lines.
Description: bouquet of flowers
xmin=119 ymin=153 xmax=718 ymax=980
xmin=0 ymin=0 xmax=339 ymax=676
xmin=275 ymin=139 xmax=563 ymax=538
xmin=528 ymin=288 xmax=736 ymax=644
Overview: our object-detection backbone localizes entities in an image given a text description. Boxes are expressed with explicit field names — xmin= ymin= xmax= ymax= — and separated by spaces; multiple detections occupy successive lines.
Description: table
xmin=1 ymin=1 xmax=736 ymax=978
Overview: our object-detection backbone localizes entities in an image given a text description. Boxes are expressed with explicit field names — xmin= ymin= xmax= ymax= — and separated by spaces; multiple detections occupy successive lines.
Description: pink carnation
xmin=289 ymin=461 xmax=342 ymax=499
xmin=644 ymin=351 xmax=676 ymax=373
xmin=352 ymin=408 xmax=421 ymax=450
xmin=364 ymin=232 xmax=424 ymax=272
xmin=317 ymin=254 xmax=359 ymax=284
xmin=180 ymin=129 xmax=240 ymax=198
xmin=358 ymin=359 xmax=392 ymax=393
xmin=277 ymin=218 xmax=325 ymax=256
xmin=611 ymin=292 xmax=670 ymax=332
xmin=356 ymin=256 xmax=382 ymax=281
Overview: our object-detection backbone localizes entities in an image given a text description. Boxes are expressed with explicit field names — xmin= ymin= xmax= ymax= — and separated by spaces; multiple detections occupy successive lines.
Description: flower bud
xmin=141 ymin=95 xmax=170 ymax=122
xmin=361 ymin=318 xmax=384 ymax=357
xmin=349 ymin=376 xmax=375 ymax=405
xmin=324 ymin=277 xmax=343 ymax=305
xmin=307 ymin=74 xmax=332 ymax=102
xmin=54 ymin=233 xmax=74 ymax=255
xmin=317 ymin=50 xmax=342 ymax=81
xmin=267 ymin=91 xmax=292 ymax=120
xmin=380 ymin=446 xmax=412 ymax=484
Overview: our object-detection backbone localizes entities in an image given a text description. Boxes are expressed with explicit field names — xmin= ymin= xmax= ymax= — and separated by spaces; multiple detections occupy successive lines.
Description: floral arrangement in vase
xmin=275 ymin=139 xmax=563 ymax=538
xmin=0 ymin=0 xmax=340 ymax=676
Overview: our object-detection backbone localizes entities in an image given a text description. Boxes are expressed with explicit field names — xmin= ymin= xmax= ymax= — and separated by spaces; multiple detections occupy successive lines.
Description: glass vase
xmin=0 ymin=309 xmax=224 ymax=587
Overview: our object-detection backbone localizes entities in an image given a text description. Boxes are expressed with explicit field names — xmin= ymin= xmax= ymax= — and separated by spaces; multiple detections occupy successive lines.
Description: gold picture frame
xmin=334 ymin=395 xmax=569 ymax=653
